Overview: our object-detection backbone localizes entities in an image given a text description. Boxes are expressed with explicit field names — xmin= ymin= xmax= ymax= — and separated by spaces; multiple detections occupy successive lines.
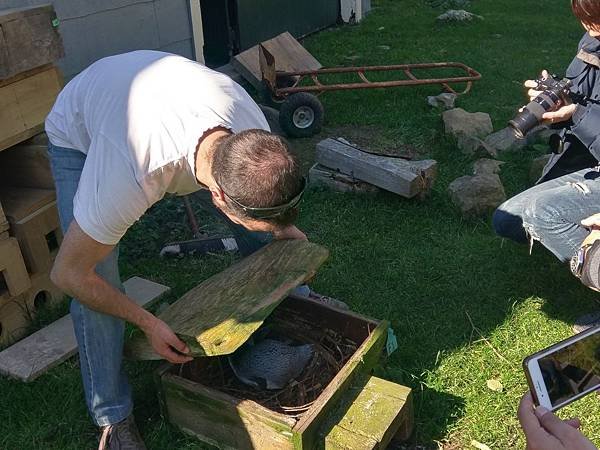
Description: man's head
xmin=572 ymin=0 xmax=600 ymax=35
xmin=210 ymin=129 xmax=304 ymax=233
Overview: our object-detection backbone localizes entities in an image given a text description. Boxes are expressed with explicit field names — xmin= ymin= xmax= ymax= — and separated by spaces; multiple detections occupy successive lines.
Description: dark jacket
xmin=540 ymin=32 xmax=600 ymax=182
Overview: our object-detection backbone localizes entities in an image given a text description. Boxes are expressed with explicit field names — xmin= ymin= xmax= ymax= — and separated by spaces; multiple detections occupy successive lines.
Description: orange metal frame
xmin=259 ymin=44 xmax=482 ymax=99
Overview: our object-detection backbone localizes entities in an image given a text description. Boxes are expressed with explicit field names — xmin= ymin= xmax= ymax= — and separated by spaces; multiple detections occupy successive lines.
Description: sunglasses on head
xmin=221 ymin=176 xmax=307 ymax=220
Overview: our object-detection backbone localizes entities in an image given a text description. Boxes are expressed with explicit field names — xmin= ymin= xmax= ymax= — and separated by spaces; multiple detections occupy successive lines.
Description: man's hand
xmin=52 ymin=220 xmax=193 ymax=363
xmin=524 ymin=69 xmax=577 ymax=124
xmin=273 ymin=225 xmax=308 ymax=241
xmin=582 ymin=214 xmax=600 ymax=230
xmin=524 ymin=69 xmax=551 ymax=101
xmin=580 ymin=214 xmax=600 ymax=247
xmin=518 ymin=392 xmax=596 ymax=450
xmin=142 ymin=317 xmax=193 ymax=364
xmin=540 ymin=104 xmax=577 ymax=124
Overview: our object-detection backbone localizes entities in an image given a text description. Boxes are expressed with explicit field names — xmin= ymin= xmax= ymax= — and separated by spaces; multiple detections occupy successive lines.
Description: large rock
xmin=437 ymin=9 xmax=483 ymax=22
xmin=443 ymin=108 xmax=493 ymax=154
xmin=529 ymin=154 xmax=553 ymax=184
xmin=485 ymin=125 xmax=554 ymax=154
xmin=473 ymin=158 xmax=504 ymax=175
xmin=459 ymin=135 xmax=498 ymax=156
xmin=448 ymin=173 xmax=506 ymax=216
xmin=427 ymin=92 xmax=457 ymax=109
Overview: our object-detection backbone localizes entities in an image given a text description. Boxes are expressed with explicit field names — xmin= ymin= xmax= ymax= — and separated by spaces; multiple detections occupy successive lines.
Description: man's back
xmin=46 ymin=50 xmax=267 ymax=166
xmin=45 ymin=50 xmax=269 ymax=245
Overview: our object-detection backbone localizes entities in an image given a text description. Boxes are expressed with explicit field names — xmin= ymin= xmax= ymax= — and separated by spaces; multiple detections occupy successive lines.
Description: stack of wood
xmin=0 ymin=5 xmax=64 ymax=346
xmin=311 ymin=138 xmax=438 ymax=199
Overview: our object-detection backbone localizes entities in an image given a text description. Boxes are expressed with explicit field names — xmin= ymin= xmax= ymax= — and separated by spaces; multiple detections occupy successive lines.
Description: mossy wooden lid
xmin=126 ymin=239 xmax=329 ymax=360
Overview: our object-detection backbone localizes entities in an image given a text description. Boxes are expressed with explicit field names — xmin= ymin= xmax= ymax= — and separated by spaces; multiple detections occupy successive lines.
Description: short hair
xmin=572 ymin=0 xmax=600 ymax=26
xmin=211 ymin=129 xmax=303 ymax=226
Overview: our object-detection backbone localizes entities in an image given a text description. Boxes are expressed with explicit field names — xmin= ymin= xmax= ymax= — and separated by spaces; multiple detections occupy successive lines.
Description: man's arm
xmin=51 ymin=220 xmax=193 ymax=364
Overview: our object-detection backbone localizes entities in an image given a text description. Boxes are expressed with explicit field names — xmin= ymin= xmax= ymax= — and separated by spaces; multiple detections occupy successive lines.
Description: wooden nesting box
xmin=0 ymin=64 xmax=63 ymax=152
xmin=21 ymin=271 xmax=63 ymax=311
xmin=0 ymin=5 xmax=64 ymax=81
xmin=0 ymin=295 xmax=32 ymax=346
xmin=143 ymin=240 xmax=413 ymax=449
xmin=0 ymin=187 xmax=62 ymax=274
xmin=0 ymin=139 xmax=55 ymax=190
xmin=0 ymin=237 xmax=30 ymax=300
xmin=0 ymin=271 xmax=63 ymax=347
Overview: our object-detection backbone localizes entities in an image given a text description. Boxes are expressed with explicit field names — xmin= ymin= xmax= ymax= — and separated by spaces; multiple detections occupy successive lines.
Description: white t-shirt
xmin=45 ymin=50 xmax=269 ymax=245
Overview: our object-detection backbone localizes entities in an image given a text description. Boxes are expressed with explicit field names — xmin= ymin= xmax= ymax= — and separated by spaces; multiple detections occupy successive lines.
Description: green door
xmin=235 ymin=0 xmax=339 ymax=51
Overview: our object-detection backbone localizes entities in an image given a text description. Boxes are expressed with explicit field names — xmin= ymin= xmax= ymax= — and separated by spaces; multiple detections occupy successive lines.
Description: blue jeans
xmin=48 ymin=143 xmax=303 ymax=426
xmin=48 ymin=144 xmax=130 ymax=426
xmin=493 ymin=166 xmax=600 ymax=262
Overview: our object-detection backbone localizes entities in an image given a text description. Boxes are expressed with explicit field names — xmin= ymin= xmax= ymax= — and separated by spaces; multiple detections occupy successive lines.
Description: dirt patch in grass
xmin=286 ymin=124 xmax=430 ymax=174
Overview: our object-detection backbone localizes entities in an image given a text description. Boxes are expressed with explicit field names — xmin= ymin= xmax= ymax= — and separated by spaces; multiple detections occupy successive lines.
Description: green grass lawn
xmin=2 ymin=0 xmax=600 ymax=448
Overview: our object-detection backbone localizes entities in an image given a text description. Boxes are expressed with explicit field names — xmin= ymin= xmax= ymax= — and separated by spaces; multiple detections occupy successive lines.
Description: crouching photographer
xmin=493 ymin=0 xmax=600 ymax=329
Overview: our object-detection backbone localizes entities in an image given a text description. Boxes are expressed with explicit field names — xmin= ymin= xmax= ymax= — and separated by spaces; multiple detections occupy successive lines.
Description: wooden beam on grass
xmin=315 ymin=138 xmax=437 ymax=198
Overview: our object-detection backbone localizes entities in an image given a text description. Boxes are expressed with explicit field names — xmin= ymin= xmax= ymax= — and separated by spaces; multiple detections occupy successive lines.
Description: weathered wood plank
xmin=334 ymin=377 xmax=412 ymax=448
xmin=161 ymin=371 xmax=295 ymax=450
xmin=232 ymin=32 xmax=321 ymax=90
xmin=292 ymin=320 xmax=389 ymax=449
xmin=0 ymin=237 xmax=30 ymax=298
xmin=0 ymin=143 xmax=54 ymax=189
xmin=0 ymin=124 xmax=45 ymax=154
xmin=309 ymin=163 xmax=379 ymax=194
xmin=0 ymin=296 xmax=31 ymax=347
xmin=0 ymin=277 xmax=169 ymax=382
xmin=0 ymin=189 xmax=60 ymax=274
xmin=0 ymin=66 xmax=62 ymax=152
xmin=325 ymin=425 xmax=378 ymax=449
xmin=316 ymin=138 xmax=437 ymax=198
xmin=0 ymin=187 xmax=55 ymax=222
xmin=153 ymin=240 xmax=329 ymax=357
xmin=9 ymin=201 xmax=62 ymax=274
xmin=0 ymin=5 xmax=64 ymax=80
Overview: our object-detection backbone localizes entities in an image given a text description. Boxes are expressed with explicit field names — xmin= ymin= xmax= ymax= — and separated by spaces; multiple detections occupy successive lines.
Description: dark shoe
xmin=98 ymin=415 xmax=147 ymax=450
xmin=573 ymin=311 xmax=600 ymax=334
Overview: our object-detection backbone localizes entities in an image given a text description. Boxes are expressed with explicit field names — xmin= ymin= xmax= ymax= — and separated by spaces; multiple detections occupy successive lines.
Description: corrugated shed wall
xmin=0 ymin=0 xmax=194 ymax=78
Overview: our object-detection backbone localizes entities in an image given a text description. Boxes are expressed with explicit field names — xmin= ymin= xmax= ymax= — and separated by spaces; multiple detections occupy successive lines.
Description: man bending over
xmin=46 ymin=50 xmax=306 ymax=449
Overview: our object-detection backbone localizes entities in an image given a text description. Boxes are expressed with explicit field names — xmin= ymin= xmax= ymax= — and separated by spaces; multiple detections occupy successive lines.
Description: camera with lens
xmin=509 ymin=74 xmax=573 ymax=139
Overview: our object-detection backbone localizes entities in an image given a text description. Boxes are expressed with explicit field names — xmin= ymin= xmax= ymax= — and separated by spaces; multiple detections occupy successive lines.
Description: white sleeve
xmin=73 ymin=136 xmax=173 ymax=245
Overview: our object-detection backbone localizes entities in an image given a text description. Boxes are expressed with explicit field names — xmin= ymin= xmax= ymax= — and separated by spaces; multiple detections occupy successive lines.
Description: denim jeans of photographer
xmin=48 ymin=142 xmax=308 ymax=426
xmin=493 ymin=165 xmax=600 ymax=262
